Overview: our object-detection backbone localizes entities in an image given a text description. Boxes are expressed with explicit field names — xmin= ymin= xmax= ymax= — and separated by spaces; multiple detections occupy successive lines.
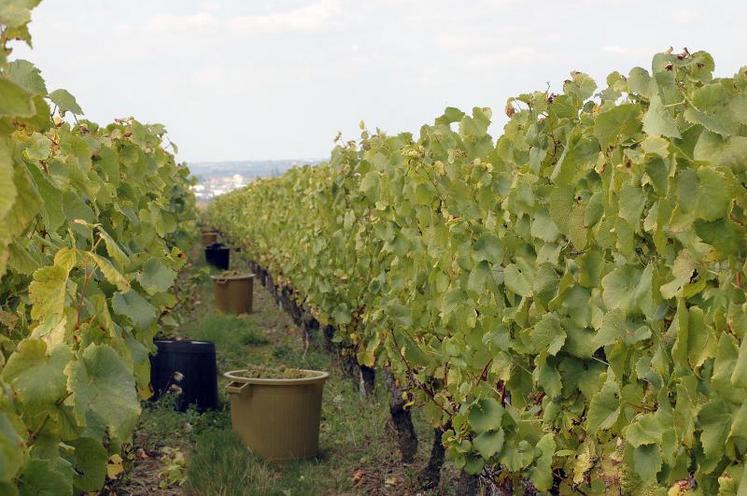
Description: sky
xmin=12 ymin=0 xmax=747 ymax=164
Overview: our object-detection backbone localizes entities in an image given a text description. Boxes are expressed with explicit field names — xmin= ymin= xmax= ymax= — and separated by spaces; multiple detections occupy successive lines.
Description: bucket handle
xmin=225 ymin=381 xmax=251 ymax=395
xmin=216 ymin=278 xmax=228 ymax=285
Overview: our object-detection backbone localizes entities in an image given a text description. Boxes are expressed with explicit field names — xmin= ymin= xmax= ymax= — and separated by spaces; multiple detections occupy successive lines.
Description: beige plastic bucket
xmin=211 ymin=273 xmax=254 ymax=314
xmin=201 ymin=231 xmax=218 ymax=247
xmin=224 ymin=369 xmax=329 ymax=462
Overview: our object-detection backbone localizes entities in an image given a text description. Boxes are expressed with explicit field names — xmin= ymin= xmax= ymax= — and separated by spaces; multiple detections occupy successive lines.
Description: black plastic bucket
xmin=205 ymin=243 xmax=230 ymax=270
xmin=150 ymin=340 xmax=219 ymax=411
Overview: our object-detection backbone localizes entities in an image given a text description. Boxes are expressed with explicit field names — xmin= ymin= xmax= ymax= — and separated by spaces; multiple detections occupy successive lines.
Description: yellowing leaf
xmin=29 ymin=264 xmax=70 ymax=321
xmin=572 ymin=441 xmax=595 ymax=485
xmin=106 ymin=454 xmax=124 ymax=480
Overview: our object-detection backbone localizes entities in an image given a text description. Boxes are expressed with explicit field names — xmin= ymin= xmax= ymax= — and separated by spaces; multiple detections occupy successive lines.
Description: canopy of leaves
xmin=208 ymin=49 xmax=747 ymax=493
xmin=0 ymin=2 xmax=197 ymax=491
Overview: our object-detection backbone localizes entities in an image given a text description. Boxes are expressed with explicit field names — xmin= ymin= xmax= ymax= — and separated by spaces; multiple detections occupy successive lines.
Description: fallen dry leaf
xmin=352 ymin=468 xmax=366 ymax=486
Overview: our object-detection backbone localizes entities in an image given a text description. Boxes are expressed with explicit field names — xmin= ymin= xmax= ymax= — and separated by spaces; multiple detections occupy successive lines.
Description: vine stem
xmin=473 ymin=359 xmax=493 ymax=389
xmin=29 ymin=388 xmax=74 ymax=442
xmin=388 ymin=329 xmax=455 ymax=417
xmin=74 ymin=233 xmax=107 ymax=331
xmin=26 ymin=218 xmax=39 ymax=239
xmin=74 ymin=264 xmax=92 ymax=331
xmin=28 ymin=413 xmax=50 ymax=442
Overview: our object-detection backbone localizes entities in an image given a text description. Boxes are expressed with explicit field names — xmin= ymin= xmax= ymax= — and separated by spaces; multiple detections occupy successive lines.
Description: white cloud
xmin=602 ymin=45 xmax=626 ymax=54
xmin=145 ymin=12 xmax=218 ymax=33
xmin=202 ymin=1 xmax=221 ymax=12
xmin=435 ymin=33 xmax=475 ymax=51
xmin=118 ymin=0 xmax=342 ymax=37
xmin=469 ymin=46 xmax=537 ymax=67
xmin=227 ymin=0 xmax=342 ymax=34
xmin=673 ymin=8 xmax=699 ymax=24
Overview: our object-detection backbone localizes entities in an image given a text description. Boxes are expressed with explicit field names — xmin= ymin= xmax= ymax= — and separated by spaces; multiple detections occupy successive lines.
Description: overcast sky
xmin=13 ymin=0 xmax=747 ymax=164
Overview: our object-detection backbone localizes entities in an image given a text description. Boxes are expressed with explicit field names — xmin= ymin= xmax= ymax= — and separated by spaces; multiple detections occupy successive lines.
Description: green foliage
xmin=209 ymin=48 xmax=747 ymax=493
xmin=0 ymin=1 xmax=196 ymax=492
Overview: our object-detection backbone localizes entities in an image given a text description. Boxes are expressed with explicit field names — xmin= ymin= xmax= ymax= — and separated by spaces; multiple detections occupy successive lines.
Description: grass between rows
xmin=111 ymin=257 xmax=458 ymax=496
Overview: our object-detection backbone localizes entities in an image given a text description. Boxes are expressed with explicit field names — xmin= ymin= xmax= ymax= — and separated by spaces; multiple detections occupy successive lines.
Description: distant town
xmin=189 ymin=159 xmax=320 ymax=201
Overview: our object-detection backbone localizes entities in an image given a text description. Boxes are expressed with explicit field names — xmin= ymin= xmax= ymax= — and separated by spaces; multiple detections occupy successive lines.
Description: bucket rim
xmin=224 ymin=368 xmax=329 ymax=385
xmin=154 ymin=339 xmax=214 ymax=346
xmin=211 ymin=273 xmax=255 ymax=282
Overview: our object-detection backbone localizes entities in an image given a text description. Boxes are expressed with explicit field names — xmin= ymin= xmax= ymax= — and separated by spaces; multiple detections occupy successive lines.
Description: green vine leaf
xmin=65 ymin=344 xmax=140 ymax=443
xmin=138 ymin=258 xmax=176 ymax=295
xmin=586 ymin=381 xmax=620 ymax=433
xmin=48 ymin=89 xmax=83 ymax=116
xmin=468 ymin=398 xmax=504 ymax=433
xmin=111 ymin=289 xmax=156 ymax=329
xmin=473 ymin=428 xmax=504 ymax=459
xmin=0 ymin=77 xmax=34 ymax=117
xmin=1 ymin=339 xmax=71 ymax=408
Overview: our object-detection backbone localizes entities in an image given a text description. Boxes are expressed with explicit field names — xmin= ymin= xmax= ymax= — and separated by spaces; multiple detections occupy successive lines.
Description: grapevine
xmin=208 ymin=50 xmax=747 ymax=494
xmin=0 ymin=2 xmax=196 ymax=493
